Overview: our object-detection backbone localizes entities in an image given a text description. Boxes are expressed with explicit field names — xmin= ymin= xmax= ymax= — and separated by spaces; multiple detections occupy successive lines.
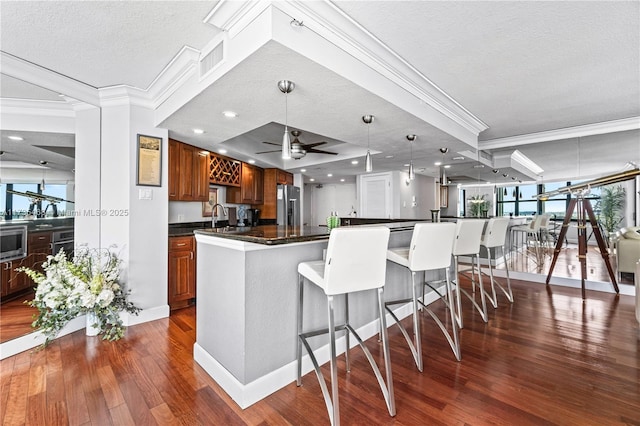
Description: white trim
xmin=1 ymin=52 xmax=100 ymax=106
xmin=480 ymin=117 xmax=640 ymax=150
xmin=491 ymin=269 xmax=635 ymax=296
xmin=123 ymin=304 xmax=169 ymax=326
xmin=0 ymin=98 xmax=76 ymax=117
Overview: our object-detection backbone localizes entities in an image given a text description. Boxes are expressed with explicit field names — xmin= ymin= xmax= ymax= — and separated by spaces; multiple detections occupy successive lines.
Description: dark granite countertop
xmin=0 ymin=217 xmax=74 ymax=232
xmin=193 ymin=222 xmax=420 ymax=245
xmin=194 ymin=225 xmax=331 ymax=245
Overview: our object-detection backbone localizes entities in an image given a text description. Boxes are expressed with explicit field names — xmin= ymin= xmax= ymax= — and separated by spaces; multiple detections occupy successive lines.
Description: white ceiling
xmin=1 ymin=1 xmax=639 ymax=186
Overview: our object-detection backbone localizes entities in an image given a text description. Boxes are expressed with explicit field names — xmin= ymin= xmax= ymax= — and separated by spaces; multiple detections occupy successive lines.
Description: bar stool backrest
xmin=539 ymin=213 xmax=552 ymax=229
xmin=481 ymin=217 xmax=510 ymax=248
xmin=407 ymin=222 xmax=456 ymax=271
xmin=528 ymin=214 xmax=543 ymax=231
xmin=453 ymin=219 xmax=485 ymax=256
xmin=323 ymin=226 xmax=391 ymax=295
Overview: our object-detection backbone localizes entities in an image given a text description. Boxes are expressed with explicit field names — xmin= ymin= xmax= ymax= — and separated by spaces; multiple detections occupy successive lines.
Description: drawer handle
xmin=38 ymin=236 xmax=45 ymax=240
xmin=176 ymin=243 xmax=186 ymax=246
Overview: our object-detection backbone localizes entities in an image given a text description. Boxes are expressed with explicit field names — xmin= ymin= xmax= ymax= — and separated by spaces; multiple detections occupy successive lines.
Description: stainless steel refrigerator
xmin=276 ymin=184 xmax=301 ymax=226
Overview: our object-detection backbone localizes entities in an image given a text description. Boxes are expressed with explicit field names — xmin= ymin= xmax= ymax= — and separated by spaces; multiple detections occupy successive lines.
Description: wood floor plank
xmin=1 ymin=279 xmax=638 ymax=425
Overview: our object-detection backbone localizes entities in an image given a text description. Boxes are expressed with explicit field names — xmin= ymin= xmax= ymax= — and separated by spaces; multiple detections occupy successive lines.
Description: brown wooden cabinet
xmin=226 ymin=163 xmax=264 ymax=205
xmin=168 ymin=138 xmax=209 ymax=202
xmin=168 ymin=235 xmax=196 ymax=310
xmin=1 ymin=231 xmax=52 ymax=303
xmin=259 ymin=168 xmax=294 ymax=219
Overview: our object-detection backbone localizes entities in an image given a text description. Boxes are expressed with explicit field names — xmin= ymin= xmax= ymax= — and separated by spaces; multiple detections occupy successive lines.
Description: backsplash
xmin=168 ymin=185 xmax=251 ymax=224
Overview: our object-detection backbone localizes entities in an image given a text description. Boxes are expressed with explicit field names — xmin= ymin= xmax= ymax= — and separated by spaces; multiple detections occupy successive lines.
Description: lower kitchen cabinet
xmin=168 ymin=235 xmax=196 ymax=310
xmin=1 ymin=231 xmax=52 ymax=303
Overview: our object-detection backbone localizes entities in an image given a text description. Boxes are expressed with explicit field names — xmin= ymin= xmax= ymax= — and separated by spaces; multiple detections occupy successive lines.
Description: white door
xmin=359 ymin=172 xmax=392 ymax=218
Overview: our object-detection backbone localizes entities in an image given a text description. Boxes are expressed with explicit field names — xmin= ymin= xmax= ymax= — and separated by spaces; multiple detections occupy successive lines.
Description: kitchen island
xmin=193 ymin=223 xmax=443 ymax=408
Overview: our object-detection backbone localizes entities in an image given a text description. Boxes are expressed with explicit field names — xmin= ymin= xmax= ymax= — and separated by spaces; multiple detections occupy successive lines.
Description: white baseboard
xmin=1 ymin=304 xmax=170 ymax=360
xmin=193 ymin=287 xmax=444 ymax=409
xmin=491 ymin=269 xmax=635 ymax=296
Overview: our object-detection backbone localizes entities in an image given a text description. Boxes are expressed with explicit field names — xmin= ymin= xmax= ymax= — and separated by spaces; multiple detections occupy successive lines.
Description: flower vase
xmin=86 ymin=311 xmax=100 ymax=336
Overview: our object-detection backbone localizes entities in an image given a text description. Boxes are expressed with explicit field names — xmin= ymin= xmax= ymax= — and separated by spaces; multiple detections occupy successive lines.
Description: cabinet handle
xmin=38 ymin=236 xmax=45 ymax=240
xmin=190 ymin=252 xmax=193 ymax=260
xmin=176 ymin=243 xmax=186 ymax=246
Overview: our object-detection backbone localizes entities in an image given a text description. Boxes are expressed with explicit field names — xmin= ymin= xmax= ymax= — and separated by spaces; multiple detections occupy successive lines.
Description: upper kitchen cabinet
xmin=168 ymin=139 xmax=209 ymax=202
xmin=226 ymin=163 xmax=264 ymax=205
xmin=259 ymin=168 xmax=294 ymax=219
xmin=209 ymin=153 xmax=241 ymax=187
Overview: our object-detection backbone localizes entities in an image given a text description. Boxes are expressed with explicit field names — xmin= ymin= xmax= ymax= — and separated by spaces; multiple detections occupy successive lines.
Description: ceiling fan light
xmin=282 ymin=128 xmax=291 ymax=160
xmin=365 ymin=150 xmax=373 ymax=172
xmin=409 ymin=162 xmax=415 ymax=180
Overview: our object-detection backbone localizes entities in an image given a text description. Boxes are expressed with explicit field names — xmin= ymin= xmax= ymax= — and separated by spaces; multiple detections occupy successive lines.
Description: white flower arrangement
xmin=19 ymin=246 xmax=140 ymax=346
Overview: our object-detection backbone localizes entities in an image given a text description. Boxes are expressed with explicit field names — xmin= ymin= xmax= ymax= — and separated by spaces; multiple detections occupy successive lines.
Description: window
xmin=1 ymin=183 xmax=72 ymax=219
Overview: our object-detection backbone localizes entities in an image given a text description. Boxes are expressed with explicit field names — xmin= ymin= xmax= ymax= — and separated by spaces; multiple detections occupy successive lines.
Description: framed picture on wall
xmin=202 ymin=188 xmax=218 ymax=217
xmin=136 ymin=134 xmax=162 ymax=186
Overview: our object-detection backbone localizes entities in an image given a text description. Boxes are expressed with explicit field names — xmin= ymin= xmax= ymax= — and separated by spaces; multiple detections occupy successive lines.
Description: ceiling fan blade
xmin=255 ymin=149 xmax=281 ymax=154
xmin=306 ymin=148 xmax=338 ymax=155
xmin=262 ymin=141 xmax=282 ymax=147
xmin=302 ymin=141 xmax=327 ymax=149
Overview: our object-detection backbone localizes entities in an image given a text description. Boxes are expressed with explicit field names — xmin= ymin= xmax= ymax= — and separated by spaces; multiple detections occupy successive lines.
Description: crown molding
xmin=1 ymin=52 xmax=100 ymax=106
xmin=273 ymin=0 xmax=488 ymax=136
xmin=204 ymin=0 xmax=271 ymax=38
xmin=98 ymin=85 xmax=153 ymax=109
xmin=479 ymin=116 xmax=640 ymax=150
xmin=0 ymin=98 xmax=75 ymax=118
xmin=145 ymin=46 xmax=201 ymax=109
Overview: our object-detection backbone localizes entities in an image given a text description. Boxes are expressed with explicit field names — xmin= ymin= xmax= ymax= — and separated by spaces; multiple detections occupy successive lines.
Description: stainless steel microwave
xmin=0 ymin=225 xmax=28 ymax=262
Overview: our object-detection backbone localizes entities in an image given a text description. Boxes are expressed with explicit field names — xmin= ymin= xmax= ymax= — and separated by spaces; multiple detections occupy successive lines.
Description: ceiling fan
xmin=256 ymin=130 xmax=338 ymax=160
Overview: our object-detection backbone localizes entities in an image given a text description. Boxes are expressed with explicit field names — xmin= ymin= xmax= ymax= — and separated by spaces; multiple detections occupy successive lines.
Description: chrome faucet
xmin=211 ymin=203 xmax=228 ymax=228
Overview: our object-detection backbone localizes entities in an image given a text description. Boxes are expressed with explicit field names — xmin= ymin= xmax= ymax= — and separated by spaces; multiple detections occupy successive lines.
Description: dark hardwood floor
xmin=2 ymin=277 xmax=638 ymax=425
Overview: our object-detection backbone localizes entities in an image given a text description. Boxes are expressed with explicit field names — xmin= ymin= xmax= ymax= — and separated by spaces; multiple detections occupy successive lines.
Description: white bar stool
xmin=479 ymin=217 xmax=513 ymax=307
xmin=452 ymin=219 xmax=488 ymax=328
xmin=385 ymin=222 xmax=459 ymax=369
xmin=296 ymin=227 xmax=395 ymax=426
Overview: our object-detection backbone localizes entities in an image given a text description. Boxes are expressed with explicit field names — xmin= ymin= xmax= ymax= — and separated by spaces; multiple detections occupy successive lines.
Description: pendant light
xmin=406 ymin=134 xmax=416 ymax=180
xmin=362 ymin=115 xmax=374 ymax=172
xmin=40 ymin=161 xmax=48 ymax=190
xmin=439 ymin=147 xmax=449 ymax=184
xmin=278 ymin=80 xmax=295 ymax=160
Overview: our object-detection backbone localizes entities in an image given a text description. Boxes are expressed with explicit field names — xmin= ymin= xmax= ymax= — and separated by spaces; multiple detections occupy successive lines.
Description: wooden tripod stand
xmin=545 ymin=194 xmax=619 ymax=299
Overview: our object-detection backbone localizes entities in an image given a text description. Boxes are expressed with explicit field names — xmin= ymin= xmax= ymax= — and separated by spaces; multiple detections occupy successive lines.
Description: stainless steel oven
xmin=52 ymin=228 xmax=74 ymax=257
xmin=0 ymin=225 xmax=28 ymax=262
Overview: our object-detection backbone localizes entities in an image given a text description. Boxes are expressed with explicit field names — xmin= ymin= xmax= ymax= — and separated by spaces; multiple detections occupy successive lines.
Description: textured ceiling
xmin=336 ymin=1 xmax=640 ymax=140
xmin=1 ymin=1 xmax=639 ymax=184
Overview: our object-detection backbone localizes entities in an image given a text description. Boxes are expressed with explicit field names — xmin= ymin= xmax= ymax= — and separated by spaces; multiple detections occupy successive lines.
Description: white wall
xmin=99 ymin=101 xmax=169 ymax=313
xmin=308 ymin=183 xmax=357 ymax=226
xmin=395 ymin=172 xmax=438 ymax=219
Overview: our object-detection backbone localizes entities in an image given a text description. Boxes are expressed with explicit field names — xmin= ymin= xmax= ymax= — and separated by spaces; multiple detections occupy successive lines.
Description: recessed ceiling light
xmin=453 ymin=156 xmax=465 ymax=160
xmin=248 ymin=159 xmax=256 ymax=164
xmin=444 ymin=165 xmax=451 ymax=169
xmin=385 ymin=155 xmax=394 ymax=159
xmin=193 ymin=129 xmax=205 ymax=134
xmin=403 ymin=163 xmax=410 ymax=167
xmin=327 ymin=173 xmax=333 ymax=177
xmin=300 ymin=169 xmax=306 ymax=172
xmin=434 ymin=161 xmax=442 ymax=166
xmin=219 ymin=149 xmax=227 ymax=154
xmin=8 ymin=136 xmax=23 ymax=141
xmin=351 ymin=160 xmax=358 ymax=165
xmin=310 ymin=178 xmax=315 ymax=182
xmin=340 ymin=178 xmax=345 ymax=182
xmin=222 ymin=111 xmax=238 ymax=118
